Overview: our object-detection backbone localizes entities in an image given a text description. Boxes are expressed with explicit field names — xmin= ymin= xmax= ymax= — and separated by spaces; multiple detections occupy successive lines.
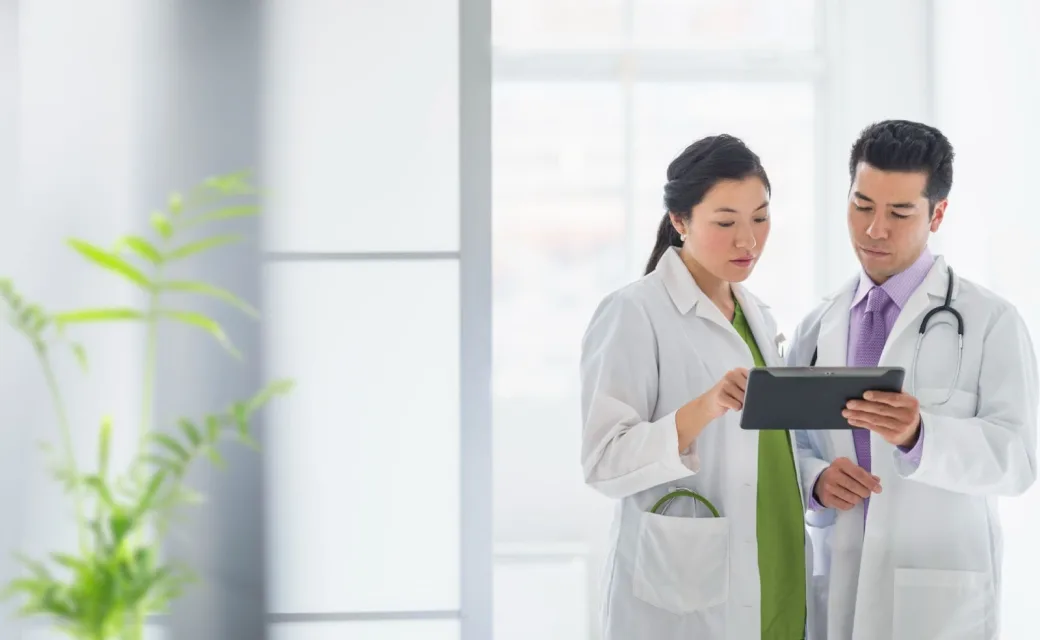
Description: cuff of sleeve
xmin=894 ymin=421 xmax=925 ymax=469
xmin=807 ymin=468 xmax=827 ymax=511
xmin=661 ymin=410 xmax=701 ymax=475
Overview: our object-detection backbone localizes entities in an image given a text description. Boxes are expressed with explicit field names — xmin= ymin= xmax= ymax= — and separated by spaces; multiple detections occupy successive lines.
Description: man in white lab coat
xmin=787 ymin=120 xmax=1039 ymax=640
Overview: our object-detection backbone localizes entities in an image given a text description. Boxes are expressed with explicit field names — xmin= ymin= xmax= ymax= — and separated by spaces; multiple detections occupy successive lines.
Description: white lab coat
xmin=788 ymin=255 xmax=1039 ymax=640
xmin=580 ymin=247 xmax=813 ymax=639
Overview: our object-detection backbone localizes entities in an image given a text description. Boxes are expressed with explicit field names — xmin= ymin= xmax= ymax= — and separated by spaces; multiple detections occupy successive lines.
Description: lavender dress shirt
xmin=808 ymin=249 xmax=934 ymax=512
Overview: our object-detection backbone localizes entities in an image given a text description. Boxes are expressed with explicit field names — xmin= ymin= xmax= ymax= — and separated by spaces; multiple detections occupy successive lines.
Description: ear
xmin=929 ymin=199 xmax=948 ymax=232
xmin=669 ymin=212 xmax=687 ymax=236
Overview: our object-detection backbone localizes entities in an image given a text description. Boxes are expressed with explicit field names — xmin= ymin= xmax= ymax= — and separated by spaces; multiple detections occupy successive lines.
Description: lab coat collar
xmin=655 ymin=247 xmax=770 ymax=316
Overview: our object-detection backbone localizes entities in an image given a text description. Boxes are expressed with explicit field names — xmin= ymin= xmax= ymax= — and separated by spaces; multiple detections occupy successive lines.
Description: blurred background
xmin=1 ymin=0 xmax=1038 ymax=639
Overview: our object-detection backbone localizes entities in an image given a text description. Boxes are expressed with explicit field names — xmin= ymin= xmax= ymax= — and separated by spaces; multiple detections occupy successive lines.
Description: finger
xmin=845 ymin=401 xmax=902 ymax=419
xmin=841 ymin=464 xmax=882 ymax=493
xmin=843 ymin=410 xmax=901 ymax=431
xmin=727 ymin=371 xmax=747 ymax=393
xmin=834 ymin=473 xmax=871 ymax=499
xmin=720 ymin=387 xmax=744 ymax=410
xmin=863 ymin=391 xmax=916 ymax=408
xmin=848 ymin=417 xmax=903 ymax=437
xmin=823 ymin=487 xmax=858 ymax=510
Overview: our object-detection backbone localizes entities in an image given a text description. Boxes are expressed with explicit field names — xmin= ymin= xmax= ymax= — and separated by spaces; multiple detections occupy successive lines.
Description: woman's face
xmin=672 ymin=177 xmax=771 ymax=283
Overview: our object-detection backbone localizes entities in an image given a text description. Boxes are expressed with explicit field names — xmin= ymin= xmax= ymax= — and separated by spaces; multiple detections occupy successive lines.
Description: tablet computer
xmin=739 ymin=366 xmax=906 ymax=431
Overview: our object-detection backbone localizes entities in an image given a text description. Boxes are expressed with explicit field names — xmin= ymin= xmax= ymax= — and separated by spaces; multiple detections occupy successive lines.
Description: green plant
xmin=0 ymin=172 xmax=293 ymax=640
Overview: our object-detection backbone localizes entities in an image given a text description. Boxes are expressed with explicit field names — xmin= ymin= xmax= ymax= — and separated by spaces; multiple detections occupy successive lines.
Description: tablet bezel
xmin=738 ymin=366 xmax=906 ymax=431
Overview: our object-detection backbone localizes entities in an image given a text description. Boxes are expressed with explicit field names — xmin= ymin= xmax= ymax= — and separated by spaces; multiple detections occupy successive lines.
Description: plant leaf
xmin=67 ymin=239 xmax=152 ymax=290
xmin=159 ymin=280 xmax=258 ymax=318
xmin=152 ymin=434 xmax=190 ymax=464
xmin=160 ymin=310 xmax=239 ymax=357
xmin=120 ymin=235 xmax=164 ymax=265
xmin=168 ymin=192 xmax=184 ymax=216
xmin=151 ymin=211 xmax=174 ymax=239
xmin=71 ymin=342 xmax=88 ymax=371
xmin=134 ymin=472 xmax=166 ymax=517
xmin=53 ymin=308 xmax=145 ymax=325
xmin=247 ymin=378 xmax=295 ymax=413
xmin=164 ymin=234 xmax=242 ymax=261
xmin=98 ymin=417 xmax=112 ymax=479
xmin=83 ymin=475 xmax=116 ymax=509
xmin=177 ymin=419 xmax=201 ymax=447
xmin=205 ymin=415 xmax=220 ymax=442
xmin=178 ymin=205 xmax=258 ymax=230
xmin=204 ymin=447 xmax=225 ymax=469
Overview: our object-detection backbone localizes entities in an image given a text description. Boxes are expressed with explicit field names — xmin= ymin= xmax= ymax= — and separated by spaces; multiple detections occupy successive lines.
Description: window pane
xmin=493 ymin=82 xmax=626 ymax=399
xmin=492 ymin=82 xmax=624 ymax=639
xmin=493 ymin=0 xmax=625 ymax=51
xmin=265 ymin=261 xmax=460 ymax=613
xmin=270 ymin=620 xmax=459 ymax=640
xmin=632 ymin=82 xmax=817 ymax=334
xmin=632 ymin=0 xmax=816 ymax=52
xmin=263 ymin=0 xmax=459 ymax=253
xmin=494 ymin=548 xmax=590 ymax=640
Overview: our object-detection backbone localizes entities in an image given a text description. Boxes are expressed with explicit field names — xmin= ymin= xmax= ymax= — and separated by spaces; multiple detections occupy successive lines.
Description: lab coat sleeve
xmin=580 ymin=292 xmax=698 ymax=500
xmin=898 ymin=306 xmax=1039 ymax=496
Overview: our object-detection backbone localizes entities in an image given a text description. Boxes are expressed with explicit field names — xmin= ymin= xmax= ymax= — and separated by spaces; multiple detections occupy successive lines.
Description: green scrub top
xmin=731 ymin=299 xmax=806 ymax=640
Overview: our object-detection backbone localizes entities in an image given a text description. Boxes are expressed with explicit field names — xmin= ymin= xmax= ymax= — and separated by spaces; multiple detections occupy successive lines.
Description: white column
xmin=816 ymin=0 xmax=934 ymax=293
xmin=1 ymin=0 xmax=150 ymax=638
xmin=933 ymin=3 xmax=1040 ymax=639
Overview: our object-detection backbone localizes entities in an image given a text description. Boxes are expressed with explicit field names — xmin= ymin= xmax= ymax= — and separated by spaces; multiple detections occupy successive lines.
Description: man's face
xmin=847 ymin=162 xmax=946 ymax=283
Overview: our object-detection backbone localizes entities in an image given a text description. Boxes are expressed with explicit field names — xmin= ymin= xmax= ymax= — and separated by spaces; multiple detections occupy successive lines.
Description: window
xmin=492 ymin=2 xmax=826 ymax=636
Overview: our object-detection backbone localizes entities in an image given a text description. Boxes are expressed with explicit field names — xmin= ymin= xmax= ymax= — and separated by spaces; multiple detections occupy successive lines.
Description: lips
xmin=730 ymin=256 xmax=755 ymax=266
xmin=859 ymin=246 xmax=889 ymax=256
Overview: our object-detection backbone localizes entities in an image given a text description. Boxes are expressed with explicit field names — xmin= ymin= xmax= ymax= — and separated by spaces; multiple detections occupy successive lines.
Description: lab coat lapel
xmin=878 ymin=256 xmax=953 ymax=366
xmin=656 ymin=248 xmax=746 ymax=355
xmin=815 ymin=278 xmax=859 ymax=462
xmin=733 ymin=286 xmax=781 ymax=367
xmin=816 ymin=277 xmax=857 ymax=368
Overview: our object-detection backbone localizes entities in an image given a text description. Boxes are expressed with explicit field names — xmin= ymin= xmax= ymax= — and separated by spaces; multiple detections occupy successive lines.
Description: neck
xmin=681 ymin=253 xmax=734 ymax=316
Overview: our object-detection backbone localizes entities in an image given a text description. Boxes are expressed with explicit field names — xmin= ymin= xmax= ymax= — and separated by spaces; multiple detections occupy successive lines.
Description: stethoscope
xmin=910 ymin=266 xmax=964 ymax=404
xmin=810 ymin=265 xmax=964 ymax=405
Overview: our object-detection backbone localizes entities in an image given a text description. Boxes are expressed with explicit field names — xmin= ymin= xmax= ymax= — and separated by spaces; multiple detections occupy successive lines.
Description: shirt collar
xmin=851 ymin=247 xmax=935 ymax=310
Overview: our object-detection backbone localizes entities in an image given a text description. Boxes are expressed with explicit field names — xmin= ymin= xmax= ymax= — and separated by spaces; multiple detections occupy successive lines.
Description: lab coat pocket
xmin=892 ymin=568 xmax=991 ymax=640
xmin=631 ymin=512 xmax=729 ymax=615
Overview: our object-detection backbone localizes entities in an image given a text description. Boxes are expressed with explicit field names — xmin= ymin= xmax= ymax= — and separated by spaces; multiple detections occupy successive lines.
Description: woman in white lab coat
xmin=580 ymin=135 xmax=812 ymax=639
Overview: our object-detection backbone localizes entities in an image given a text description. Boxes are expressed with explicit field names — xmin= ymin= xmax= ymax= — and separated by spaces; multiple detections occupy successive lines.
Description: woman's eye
xmin=715 ymin=222 xmax=734 ymax=228
xmin=754 ymin=217 xmax=769 ymax=223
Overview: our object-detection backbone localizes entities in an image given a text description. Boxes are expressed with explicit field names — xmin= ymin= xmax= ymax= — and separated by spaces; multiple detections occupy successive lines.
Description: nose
xmin=734 ymin=224 xmax=757 ymax=250
xmin=866 ymin=212 xmax=888 ymax=239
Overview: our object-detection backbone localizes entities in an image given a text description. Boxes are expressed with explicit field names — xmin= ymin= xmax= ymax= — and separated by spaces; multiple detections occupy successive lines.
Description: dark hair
xmin=848 ymin=119 xmax=955 ymax=212
xmin=644 ymin=134 xmax=771 ymax=275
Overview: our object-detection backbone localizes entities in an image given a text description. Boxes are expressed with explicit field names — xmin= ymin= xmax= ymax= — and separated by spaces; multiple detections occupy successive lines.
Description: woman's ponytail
xmin=644 ymin=213 xmax=683 ymax=275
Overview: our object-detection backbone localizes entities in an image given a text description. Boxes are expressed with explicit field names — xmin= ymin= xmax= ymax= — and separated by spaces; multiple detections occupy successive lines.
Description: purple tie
xmin=852 ymin=286 xmax=889 ymax=516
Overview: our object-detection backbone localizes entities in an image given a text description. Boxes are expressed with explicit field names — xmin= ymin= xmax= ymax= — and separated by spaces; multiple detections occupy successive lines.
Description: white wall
xmin=0 ymin=1 xmax=149 ymax=637
xmin=933 ymin=2 xmax=1040 ymax=638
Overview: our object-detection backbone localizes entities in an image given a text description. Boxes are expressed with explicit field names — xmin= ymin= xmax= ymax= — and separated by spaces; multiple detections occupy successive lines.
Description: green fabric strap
xmin=731 ymin=300 xmax=806 ymax=640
